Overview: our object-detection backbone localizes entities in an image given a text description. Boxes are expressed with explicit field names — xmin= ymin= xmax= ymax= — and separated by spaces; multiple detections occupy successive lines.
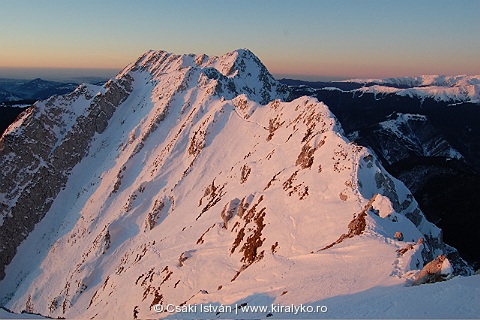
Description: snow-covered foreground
xmin=322 ymin=274 xmax=480 ymax=319
xmin=163 ymin=275 xmax=480 ymax=319
xmin=1 ymin=275 xmax=478 ymax=319
xmin=0 ymin=49 xmax=477 ymax=319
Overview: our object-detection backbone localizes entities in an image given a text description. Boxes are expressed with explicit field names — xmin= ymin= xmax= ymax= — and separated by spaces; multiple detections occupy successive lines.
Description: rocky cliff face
xmin=0 ymin=50 xmax=472 ymax=319
xmin=0 ymin=77 xmax=134 ymax=280
xmin=357 ymin=113 xmax=462 ymax=166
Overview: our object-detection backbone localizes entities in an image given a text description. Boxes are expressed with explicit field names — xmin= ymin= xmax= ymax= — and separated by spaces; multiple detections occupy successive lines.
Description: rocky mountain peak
xmin=0 ymin=49 xmax=473 ymax=319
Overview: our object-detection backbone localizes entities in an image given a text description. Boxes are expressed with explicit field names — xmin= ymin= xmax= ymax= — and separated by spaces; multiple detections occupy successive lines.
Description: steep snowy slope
xmin=0 ymin=49 xmax=290 ymax=281
xmin=0 ymin=50 xmax=474 ymax=319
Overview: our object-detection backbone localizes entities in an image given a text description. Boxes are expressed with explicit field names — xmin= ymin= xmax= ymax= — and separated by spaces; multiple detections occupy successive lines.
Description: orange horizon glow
xmin=1 ymin=0 xmax=479 ymax=82
xmin=1 ymin=55 xmax=478 ymax=82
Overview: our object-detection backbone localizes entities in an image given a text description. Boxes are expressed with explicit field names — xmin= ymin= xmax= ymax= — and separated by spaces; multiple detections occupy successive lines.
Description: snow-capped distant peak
xmin=345 ymin=75 xmax=480 ymax=103
xmin=347 ymin=75 xmax=480 ymax=87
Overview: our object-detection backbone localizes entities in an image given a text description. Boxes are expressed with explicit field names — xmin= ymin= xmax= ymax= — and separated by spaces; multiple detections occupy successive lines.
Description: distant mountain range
xmin=0 ymin=78 xmax=80 ymax=101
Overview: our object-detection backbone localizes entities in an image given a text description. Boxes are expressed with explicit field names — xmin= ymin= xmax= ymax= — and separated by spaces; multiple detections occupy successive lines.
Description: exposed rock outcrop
xmin=413 ymin=254 xmax=453 ymax=286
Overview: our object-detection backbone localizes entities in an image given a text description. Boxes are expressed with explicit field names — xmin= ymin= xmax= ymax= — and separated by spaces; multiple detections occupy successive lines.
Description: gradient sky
xmin=1 ymin=0 xmax=479 ymax=80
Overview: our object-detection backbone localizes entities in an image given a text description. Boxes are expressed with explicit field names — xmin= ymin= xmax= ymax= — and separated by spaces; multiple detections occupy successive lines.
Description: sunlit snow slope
xmin=0 ymin=49 xmax=475 ymax=319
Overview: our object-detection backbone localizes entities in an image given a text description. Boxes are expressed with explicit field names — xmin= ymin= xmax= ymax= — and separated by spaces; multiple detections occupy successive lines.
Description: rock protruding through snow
xmin=413 ymin=254 xmax=453 ymax=285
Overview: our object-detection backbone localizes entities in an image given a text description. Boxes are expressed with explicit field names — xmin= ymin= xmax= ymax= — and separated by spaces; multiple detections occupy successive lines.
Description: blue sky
xmin=1 ymin=0 xmax=479 ymax=80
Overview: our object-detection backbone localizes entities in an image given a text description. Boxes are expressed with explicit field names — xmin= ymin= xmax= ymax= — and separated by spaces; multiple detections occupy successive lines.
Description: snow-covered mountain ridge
xmin=0 ymin=49 xmax=290 ymax=280
xmin=0 ymin=49 xmax=475 ymax=318
xmin=283 ymin=76 xmax=480 ymax=268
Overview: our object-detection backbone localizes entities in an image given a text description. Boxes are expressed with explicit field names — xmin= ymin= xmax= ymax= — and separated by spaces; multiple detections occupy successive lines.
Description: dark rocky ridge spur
xmin=0 ymin=50 xmax=476 ymax=319
xmin=0 ymin=78 xmax=108 ymax=135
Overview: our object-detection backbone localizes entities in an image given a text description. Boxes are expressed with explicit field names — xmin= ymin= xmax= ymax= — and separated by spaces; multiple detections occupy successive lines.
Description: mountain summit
xmin=0 ymin=49 xmax=475 ymax=318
